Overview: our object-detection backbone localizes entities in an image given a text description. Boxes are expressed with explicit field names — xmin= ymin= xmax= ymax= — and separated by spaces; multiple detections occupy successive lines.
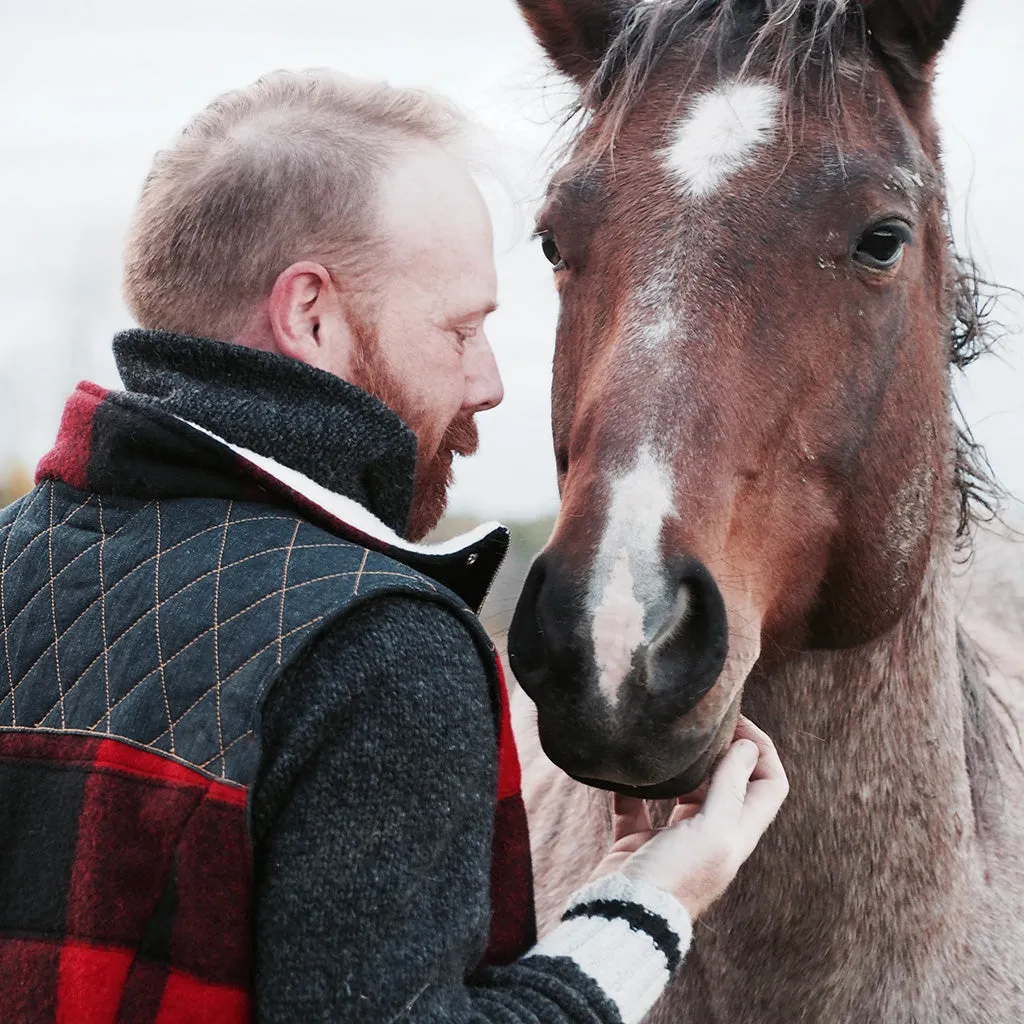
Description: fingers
xmin=668 ymin=801 xmax=703 ymax=825
xmin=612 ymin=793 xmax=654 ymax=842
xmin=733 ymin=716 xmax=783 ymax=780
xmin=740 ymin=774 xmax=788 ymax=840
xmin=615 ymin=719 xmax=787 ymax=864
xmin=725 ymin=717 xmax=790 ymax=859
xmin=733 ymin=715 xmax=770 ymax=749
xmin=698 ymin=738 xmax=759 ymax=829
xmin=610 ymin=720 xmax=789 ymax=921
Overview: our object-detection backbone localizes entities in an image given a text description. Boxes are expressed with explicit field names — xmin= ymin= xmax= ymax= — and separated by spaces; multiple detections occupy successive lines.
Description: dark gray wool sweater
xmin=20 ymin=331 xmax=694 ymax=1023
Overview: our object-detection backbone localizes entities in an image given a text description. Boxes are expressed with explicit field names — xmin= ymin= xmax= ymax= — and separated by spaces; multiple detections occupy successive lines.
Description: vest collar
xmin=113 ymin=329 xmax=419 ymax=536
xmin=38 ymin=328 xmax=509 ymax=613
xmin=177 ymin=416 xmax=509 ymax=613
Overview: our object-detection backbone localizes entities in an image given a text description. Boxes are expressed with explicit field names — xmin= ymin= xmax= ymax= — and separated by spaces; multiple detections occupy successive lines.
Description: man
xmin=0 ymin=70 xmax=788 ymax=1023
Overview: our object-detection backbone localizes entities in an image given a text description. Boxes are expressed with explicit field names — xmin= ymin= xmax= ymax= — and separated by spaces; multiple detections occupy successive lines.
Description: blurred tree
xmin=0 ymin=463 xmax=32 ymax=506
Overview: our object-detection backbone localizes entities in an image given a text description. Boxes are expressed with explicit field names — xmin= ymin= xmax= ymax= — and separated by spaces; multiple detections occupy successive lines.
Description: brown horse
xmin=506 ymin=1 xmax=1024 ymax=1020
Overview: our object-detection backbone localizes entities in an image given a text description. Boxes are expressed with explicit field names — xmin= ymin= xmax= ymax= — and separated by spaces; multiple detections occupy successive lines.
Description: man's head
xmin=123 ymin=70 xmax=503 ymax=539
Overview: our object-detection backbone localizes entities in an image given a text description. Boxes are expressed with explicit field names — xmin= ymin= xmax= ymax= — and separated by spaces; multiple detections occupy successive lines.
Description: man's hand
xmin=589 ymin=716 xmax=789 ymax=919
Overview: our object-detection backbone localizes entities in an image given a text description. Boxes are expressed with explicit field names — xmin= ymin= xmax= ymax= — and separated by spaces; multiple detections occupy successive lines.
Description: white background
xmin=1 ymin=0 xmax=1020 ymax=519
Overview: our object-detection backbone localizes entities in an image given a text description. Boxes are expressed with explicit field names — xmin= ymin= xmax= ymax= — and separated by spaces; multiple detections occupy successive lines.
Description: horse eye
xmin=540 ymin=233 xmax=565 ymax=271
xmin=854 ymin=222 xmax=912 ymax=270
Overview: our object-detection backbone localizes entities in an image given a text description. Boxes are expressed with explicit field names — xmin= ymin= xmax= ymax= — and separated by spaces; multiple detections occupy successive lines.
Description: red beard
xmin=406 ymin=414 xmax=478 ymax=541
xmin=351 ymin=323 xmax=478 ymax=541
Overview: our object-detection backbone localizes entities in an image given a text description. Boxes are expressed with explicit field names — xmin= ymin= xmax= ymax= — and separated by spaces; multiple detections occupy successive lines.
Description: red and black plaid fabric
xmin=0 ymin=731 xmax=250 ymax=1024
xmin=484 ymin=658 xmax=536 ymax=965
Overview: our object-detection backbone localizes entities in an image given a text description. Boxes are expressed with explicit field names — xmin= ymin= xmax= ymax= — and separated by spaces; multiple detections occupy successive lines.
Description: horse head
xmin=509 ymin=0 xmax=971 ymax=797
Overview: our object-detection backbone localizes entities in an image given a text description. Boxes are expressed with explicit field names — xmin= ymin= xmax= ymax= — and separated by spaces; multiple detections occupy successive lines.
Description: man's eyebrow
xmin=452 ymin=301 xmax=499 ymax=322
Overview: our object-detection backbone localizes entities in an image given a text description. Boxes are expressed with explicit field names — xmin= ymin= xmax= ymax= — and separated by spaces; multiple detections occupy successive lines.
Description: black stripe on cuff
xmin=563 ymin=898 xmax=682 ymax=972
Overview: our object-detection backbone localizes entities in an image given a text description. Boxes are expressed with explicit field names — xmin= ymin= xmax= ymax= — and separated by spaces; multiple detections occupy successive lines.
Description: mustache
xmin=441 ymin=415 xmax=479 ymax=458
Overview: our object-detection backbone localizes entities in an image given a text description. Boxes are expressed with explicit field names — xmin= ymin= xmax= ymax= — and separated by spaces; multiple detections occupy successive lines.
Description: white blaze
xmin=664 ymin=80 xmax=782 ymax=197
xmin=589 ymin=446 xmax=676 ymax=704
xmin=629 ymin=261 xmax=681 ymax=353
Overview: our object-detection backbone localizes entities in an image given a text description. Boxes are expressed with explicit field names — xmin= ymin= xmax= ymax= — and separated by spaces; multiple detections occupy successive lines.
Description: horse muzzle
xmin=508 ymin=549 xmax=735 ymax=796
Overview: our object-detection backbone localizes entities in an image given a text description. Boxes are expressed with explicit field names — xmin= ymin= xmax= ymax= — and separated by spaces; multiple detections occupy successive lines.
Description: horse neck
xmin=754 ymin=530 xmax=971 ymax=815
xmin=726 ymin=530 xmax=984 ymax=988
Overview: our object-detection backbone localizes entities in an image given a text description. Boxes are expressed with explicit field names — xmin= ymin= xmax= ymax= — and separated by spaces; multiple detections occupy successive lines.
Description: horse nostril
xmin=648 ymin=556 xmax=729 ymax=716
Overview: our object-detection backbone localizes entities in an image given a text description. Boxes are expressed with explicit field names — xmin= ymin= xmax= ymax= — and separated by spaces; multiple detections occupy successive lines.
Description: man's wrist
xmin=524 ymin=873 xmax=693 ymax=1024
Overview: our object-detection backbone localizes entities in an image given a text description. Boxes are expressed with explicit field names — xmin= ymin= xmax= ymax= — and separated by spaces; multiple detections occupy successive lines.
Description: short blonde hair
xmin=123 ymin=69 xmax=467 ymax=341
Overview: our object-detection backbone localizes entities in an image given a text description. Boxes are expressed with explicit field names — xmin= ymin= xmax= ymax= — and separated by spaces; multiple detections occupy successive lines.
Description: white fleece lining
xmin=176 ymin=418 xmax=502 ymax=556
xmin=525 ymin=873 xmax=693 ymax=1024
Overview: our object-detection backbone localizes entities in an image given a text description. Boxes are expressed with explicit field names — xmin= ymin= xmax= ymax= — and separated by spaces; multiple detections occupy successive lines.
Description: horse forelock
xmin=584 ymin=0 xmax=867 ymax=136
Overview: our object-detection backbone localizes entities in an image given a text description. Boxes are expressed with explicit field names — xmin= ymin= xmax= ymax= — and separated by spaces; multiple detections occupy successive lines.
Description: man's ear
xmin=861 ymin=0 xmax=967 ymax=92
xmin=267 ymin=261 xmax=356 ymax=377
xmin=515 ymin=0 xmax=631 ymax=85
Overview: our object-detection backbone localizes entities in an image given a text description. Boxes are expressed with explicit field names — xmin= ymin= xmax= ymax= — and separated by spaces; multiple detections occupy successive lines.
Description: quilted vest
xmin=0 ymin=475 xmax=530 ymax=1023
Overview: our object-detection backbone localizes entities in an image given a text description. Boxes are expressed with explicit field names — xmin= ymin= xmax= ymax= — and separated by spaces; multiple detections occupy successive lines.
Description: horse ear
xmin=861 ymin=0 xmax=967 ymax=79
xmin=515 ymin=0 xmax=630 ymax=85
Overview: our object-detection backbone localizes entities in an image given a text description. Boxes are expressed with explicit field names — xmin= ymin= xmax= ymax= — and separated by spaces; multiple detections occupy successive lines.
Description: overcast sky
xmin=1 ymin=0 xmax=1021 ymax=519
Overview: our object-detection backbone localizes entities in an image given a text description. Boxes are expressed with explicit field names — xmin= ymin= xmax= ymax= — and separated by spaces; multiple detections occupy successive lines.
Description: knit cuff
xmin=524 ymin=873 xmax=693 ymax=1024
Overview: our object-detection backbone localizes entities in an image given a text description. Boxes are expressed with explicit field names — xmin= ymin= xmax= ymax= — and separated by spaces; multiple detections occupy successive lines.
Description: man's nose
xmin=463 ymin=334 xmax=504 ymax=413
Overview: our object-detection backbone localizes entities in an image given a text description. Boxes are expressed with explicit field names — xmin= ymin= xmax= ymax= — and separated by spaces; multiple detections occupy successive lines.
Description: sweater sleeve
xmin=251 ymin=595 xmax=690 ymax=1024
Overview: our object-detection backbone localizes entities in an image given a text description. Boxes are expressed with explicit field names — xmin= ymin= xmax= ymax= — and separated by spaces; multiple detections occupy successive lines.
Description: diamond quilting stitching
xmin=200 ymin=728 xmax=254 ymax=771
xmin=154 ymin=504 xmax=175 ymax=753
xmin=85 ymin=566 xmax=392 ymax=735
xmin=219 ymin=616 xmax=327 ymax=690
xmin=97 ymin=496 xmax=112 ymax=733
xmin=0 ymin=512 xmax=16 ymax=726
xmin=47 ymin=483 xmax=67 ymax=729
xmin=4 ymin=535 xmax=103 ymax=646
xmin=13 ymin=534 xmax=364 ymax=723
xmin=213 ymin=502 xmax=233 ymax=777
xmin=353 ymin=548 xmax=370 ymax=596
xmin=154 ymin=616 xmax=327 ymax=749
xmin=5 ymin=511 xmax=305 ymax=643
xmin=1 ymin=486 xmax=96 ymax=579
xmin=276 ymin=521 xmax=301 ymax=667
xmin=133 ymin=557 xmax=432 ymax=747
xmin=0 ymin=489 xmax=453 ymax=782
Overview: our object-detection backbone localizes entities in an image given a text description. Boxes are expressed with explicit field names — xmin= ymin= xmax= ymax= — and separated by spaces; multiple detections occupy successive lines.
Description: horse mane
xmin=570 ymin=0 xmax=1005 ymax=550
xmin=950 ymin=254 xmax=1004 ymax=550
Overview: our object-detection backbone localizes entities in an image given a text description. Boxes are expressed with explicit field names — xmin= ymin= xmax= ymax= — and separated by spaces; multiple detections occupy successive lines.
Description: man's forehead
xmin=385 ymin=229 xmax=494 ymax=289
xmin=368 ymin=140 xmax=497 ymax=317
xmin=380 ymin=184 xmax=492 ymax=263
xmin=377 ymin=142 xmax=489 ymax=231
xmin=439 ymin=248 xmax=499 ymax=321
